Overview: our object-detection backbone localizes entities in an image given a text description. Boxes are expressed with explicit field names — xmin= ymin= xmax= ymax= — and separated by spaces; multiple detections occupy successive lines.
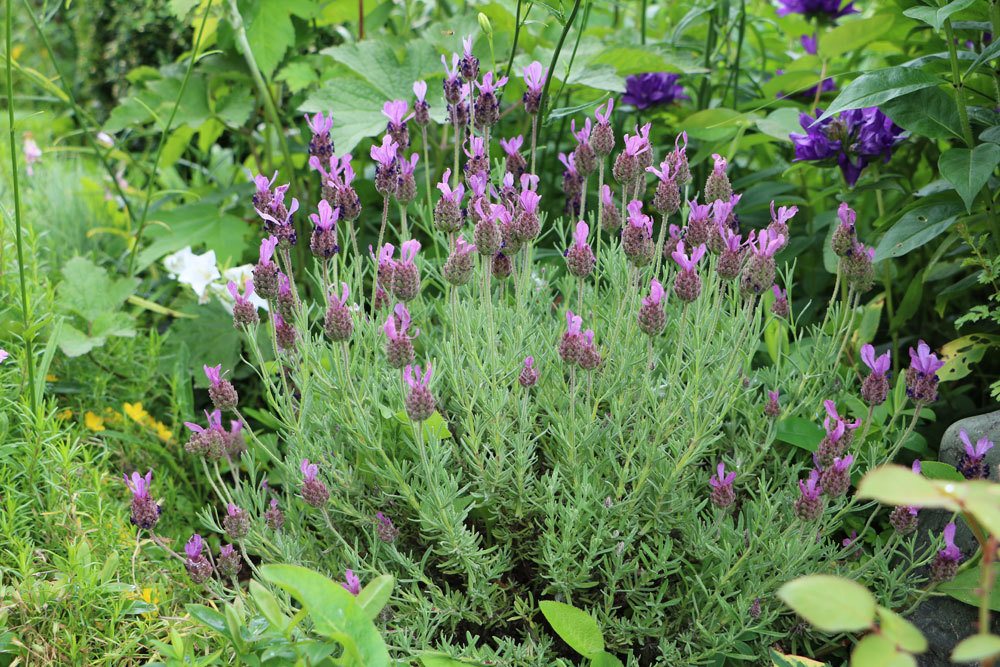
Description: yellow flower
xmin=56 ymin=409 xmax=73 ymax=421
xmin=46 ymin=373 xmax=59 ymax=382
xmin=140 ymin=587 xmax=160 ymax=605
xmin=84 ymin=411 xmax=105 ymax=432
xmin=123 ymin=402 xmax=149 ymax=424
xmin=153 ymin=422 xmax=173 ymax=442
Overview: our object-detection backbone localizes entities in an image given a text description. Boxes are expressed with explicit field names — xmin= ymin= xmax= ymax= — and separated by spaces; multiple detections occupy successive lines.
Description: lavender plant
xmin=134 ymin=39 xmax=970 ymax=665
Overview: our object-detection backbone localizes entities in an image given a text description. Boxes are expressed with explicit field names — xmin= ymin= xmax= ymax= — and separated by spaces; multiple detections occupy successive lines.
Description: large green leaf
xmin=819 ymin=68 xmax=942 ymax=120
xmin=938 ymin=144 xmax=1000 ymax=212
xmin=952 ymin=634 xmax=1000 ymax=663
xmin=820 ymin=15 xmax=895 ymax=58
xmin=881 ymin=87 xmax=962 ymax=141
xmin=939 ymin=564 xmax=1000 ymax=612
xmin=775 ymin=417 xmax=825 ymax=452
xmin=903 ymin=0 xmax=977 ymax=31
xmin=778 ymin=575 xmax=876 ymax=633
xmin=137 ymin=203 xmax=250 ymax=271
xmin=356 ymin=575 xmax=394 ymax=620
xmin=57 ymin=257 xmax=139 ymax=322
xmin=303 ymin=76 xmax=395 ymax=157
xmin=239 ymin=0 xmax=296 ymax=80
xmin=261 ymin=564 xmax=390 ymax=666
xmin=321 ymin=40 xmax=439 ymax=100
xmin=876 ymin=607 xmax=927 ymax=654
xmin=851 ymin=634 xmax=914 ymax=667
xmin=873 ymin=201 xmax=964 ymax=261
xmin=539 ymin=600 xmax=605 ymax=659
xmin=855 ymin=464 xmax=961 ymax=510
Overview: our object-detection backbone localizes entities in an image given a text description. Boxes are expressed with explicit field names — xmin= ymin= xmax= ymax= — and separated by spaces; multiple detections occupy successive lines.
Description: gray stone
xmin=910 ymin=595 xmax=1000 ymax=666
xmin=938 ymin=409 xmax=1000 ymax=482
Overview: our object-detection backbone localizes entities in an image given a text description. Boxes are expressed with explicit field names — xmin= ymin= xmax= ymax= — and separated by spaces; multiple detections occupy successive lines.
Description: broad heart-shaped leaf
xmin=903 ymin=0 xmax=977 ymax=31
xmin=238 ymin=0 xmax=295 ymax=80
xmin=820 ymin=15 xmax=895 ymax=59
xmin=939 ymin=564 xmax=1000 ymax=612
xmin=876 ymin=607 xmax=927 ymax=653
xmin=260 ymin=564 xmax=390 ymax=666
xmin=819 ymin=68 xmax=942 ymax=120
xmin=851 ymin=634 xmax=915 ymax=667
xmin=136 ymin=203 xmax=250 ymax=271
xmin=855 ymin=465 xmax=962 ymax=510
xmin=356 ymin=574 xmax=394 ymax=620
xmin=919 ymin=461 xmax=964 ymax=481
xmin=539 ymin=600 xmax=605 ymax=658
xmin=938 ymin=144 xmax=1000 ymax=212
xmin=320 ymin=40 xmax=440 ymax=101
xmin=57 ymin=257 xmax=139 ymax=322
xmin=963 ymin=481 xmax=1000 ymax=537
xmin=881 ymin=87 xmax=963 ymax=141
xmin=873 ymin=200 xmax=964 ymax=261
xmin=952 ymin=634 xmax=1000 ymax=662
xmin=777 ymin=575 xmax=876 ymax=633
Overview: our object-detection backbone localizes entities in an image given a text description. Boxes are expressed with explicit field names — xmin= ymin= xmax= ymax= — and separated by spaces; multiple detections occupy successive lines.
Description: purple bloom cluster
xmin=791 ymin=108 xmax=904 ymax=186
xmin=622 ymin=73 xmax=688 ymax=110
xmin=776 ymin=0 xmax=857 ymax=21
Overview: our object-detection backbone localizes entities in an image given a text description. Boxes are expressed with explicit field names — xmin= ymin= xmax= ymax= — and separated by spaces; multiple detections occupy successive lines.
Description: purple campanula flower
xmin=906 ymin=340 xmax=944 ymax=404
xmin=794 ymin=469 xmax=824 ymax=521
xmin=404 ymin=363 xmax=435 ymax=422
xmin=342 ymin=569 xmax=362 ymax=596
xmin=305 ymin=112 xmax=334 ymax=161
xmin=124 ymin=469 xmax=160 ymax=530
xmin=709 ymin=462 xmax=737 ymax=509
xmin=931 ymin=523 xmax=963 ymax=581
xmin=958 ymin=430 xmax=994 ymax=480
xmin=776 ymin=0 xmax=857 ymax=21
xmin=791 ymin=108 xmax=904 ymax=186
xmin=622 ymin=73 xmax=688 ymax=110
xmin=522 ymin=61 xmax=547 ymax=114
xmin=519 ymin=356 xmax=539 ymax=388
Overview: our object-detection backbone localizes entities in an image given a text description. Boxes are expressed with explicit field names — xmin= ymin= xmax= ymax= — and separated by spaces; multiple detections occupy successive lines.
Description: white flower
xmin=96 ymin=132 xmax=115 ymax=148
xmin=0 ymin=349 xmax=9 ymax=364
xmin=163 ymin=247 xmax=221 ymax=303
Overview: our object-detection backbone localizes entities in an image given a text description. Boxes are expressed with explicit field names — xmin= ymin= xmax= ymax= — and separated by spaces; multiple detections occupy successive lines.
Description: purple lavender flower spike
xmin=709 ymin=462 xmax=737 ymax=509
xmin=305 ymin=112 xmax=334 ymax=160
xmin=906 ymin=340 xmax=944 ymax=404
xmin=794 ymin=469 xmax=824 ymax=521
xmin=765 ymin=390 xmax=781 ymax=417
xmin=565 ymin=221 xmax=595 ymax=278
xmin=821 ymin=454 xmax=854 ymax=497
xmin=931 ymin=523 xmax=963 ymax=581
xmin=522 ymin=61 xmax=546 ymax=114
xmin=375 ymin=512 xmax=399 ymax=542
xmin=958 ymin=429 xmax=994 ymax=479
xmin=519 ymin=356 xmax=539 ymax=388
xmin=184 ymin=533 xmax=213 ymax=582
xmin=403 ymin=363 xmax=435 ymax=422
xmin=300 ymin=458 xmax=330 ymax=507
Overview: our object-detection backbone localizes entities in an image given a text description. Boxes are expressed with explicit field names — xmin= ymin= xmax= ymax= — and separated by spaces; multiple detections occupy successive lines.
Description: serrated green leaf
xmin=539 ymin=600 xmax=605 ymax=658
xmin=938 ymin=144 xmax=1000 ymax=212
xmin=302 ymin=76 xmax=392 ymax=156
xmin=137 ymin=203 xmax=250 ymax=271
xmin=777 ymin=575 xmax=876 ymax=633
xmin=819 ymin=68 xmax=942 ymax=120
xmin=239 ymin=0 xmax=295 ymax=80
xmin=57 ymin=257 xmax=139 ymax=322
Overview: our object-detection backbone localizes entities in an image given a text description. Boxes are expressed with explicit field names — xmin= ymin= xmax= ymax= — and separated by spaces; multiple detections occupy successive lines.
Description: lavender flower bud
xmin=519 ymin=356 xmax=539 ymax=388
xmin=958 ymin=429 xmax=994 ymax=480
xmin=222 ymin=503 xmax=250 ymax=540
xmin=300 ymin=459 xmax=330 ymax=507
xmin=820 ymin=455 xmax=853 ymax=497
xmin=638 ymin=279 xmax=666 ymax=336
xmin=273 ymin=314 xmax=297 ymax=352
xmin=793 ymin=470 xmax=824 ymax=521
xmin=204 ymin=364 xmax=238 ymax=412
xmin=124 ymin=470 xmax=161 ymax=530
xmin=404 ymin=364 xmax=436 ymax=422
xmin=324 ymin=283 xmax=354 ymax=342
xmin=930 ymin=523 xmax=962 ymax=582
xmin=184 ymin=534 xmax=213 ymax=583
xmin=565 ymin=221 xmax=595 ymax=278
xmin=492 ymin=252 xmax=514 ymax=280
xmin=771 ymin=286 xmax=789 ymax=318
xmin=764 ymin=390 xmax=781 ymax=418
xmin=905 ymin=340 xmax=943 ymax=405
xmin=375 ymin=512 xmax=399 ymax=543
xmin=217 ymin=544 xmax=242 ymax=579
xmin=889 ymin=505 xmax=918 ymax=535
xmin=443 ymin=237 xmax=477 ymax=287
xmin=265 ymin=499 xmax=284 ymax=531
xmin=709 ymin=462 xmax=736 ymax=509
xmin=704 ymin=154 xmax=733 ymax=203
